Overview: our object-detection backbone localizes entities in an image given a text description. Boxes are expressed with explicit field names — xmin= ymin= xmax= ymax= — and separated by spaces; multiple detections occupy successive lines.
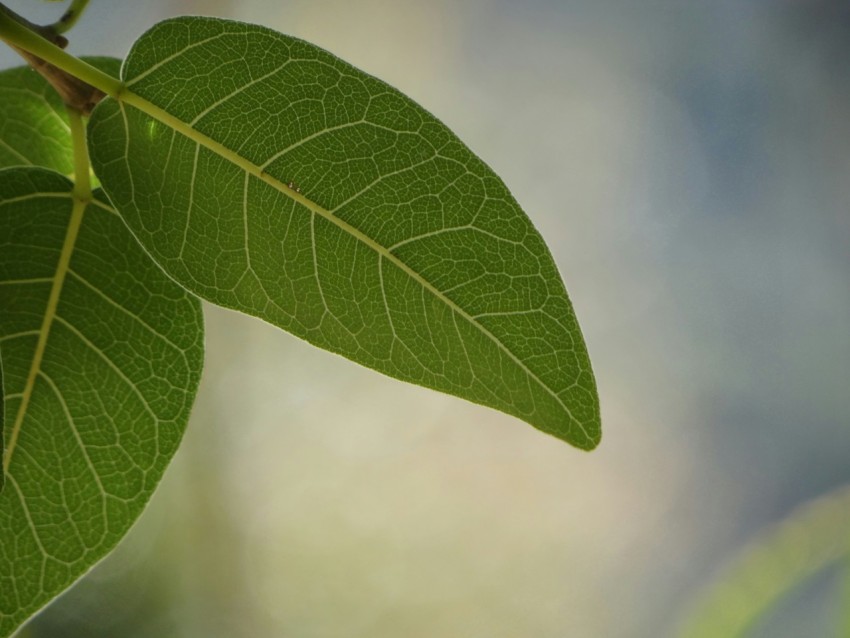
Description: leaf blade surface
xmin=89 ymin=16 xmax=600 ymax=447
xmin=0 ymin=57 xmax=121 ymax=493
xmin=0 ymin=357 xmax=3 ymax=491
xmin=0 ymin=167 xmax=204 ymax=636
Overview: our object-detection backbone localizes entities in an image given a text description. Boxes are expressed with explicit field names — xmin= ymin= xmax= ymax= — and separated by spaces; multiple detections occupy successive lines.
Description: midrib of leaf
xmin=4 ymin=105 xmax=94 ymax=475
xmin=2 ymin=192 xmax=83 ymax=474
xmin=114 ymin=88 xmax=584 ymax=434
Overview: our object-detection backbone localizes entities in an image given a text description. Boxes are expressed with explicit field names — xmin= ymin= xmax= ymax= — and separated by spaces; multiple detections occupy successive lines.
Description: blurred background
xmin=3 ymin=0 xmax=850 ymax=636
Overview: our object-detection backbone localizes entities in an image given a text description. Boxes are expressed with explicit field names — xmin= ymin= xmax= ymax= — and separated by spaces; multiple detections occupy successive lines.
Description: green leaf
xmin=0 ymin=57 xmax=120 ymax=173
xmin=676 ymin=486 xmax=850 ymax=638
xmin=0 ymin=167 xmax=204 ymax=636
xmin=0 ymin=56 xmax=120 ymax=500
xmin=88 ymin=16 xmax=600 ymax=448
xmin=0 ymin=355 xmax=3 ymax=492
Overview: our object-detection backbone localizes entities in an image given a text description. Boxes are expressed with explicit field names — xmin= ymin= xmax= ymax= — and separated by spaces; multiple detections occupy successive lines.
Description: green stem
xmin=0 ymin=2 xmax=66 ymax=46
xmin=0 ymin=6 xmax=121 ymax=97
xmin=48 ymin=0 xmax=90 ymax=35
xmin=67 ymin=108 xmax=92 ymax=201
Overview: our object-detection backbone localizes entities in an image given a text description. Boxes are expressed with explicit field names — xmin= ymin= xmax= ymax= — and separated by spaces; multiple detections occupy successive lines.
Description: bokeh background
xmin=3 ymin=0 xmax=850 ymax=636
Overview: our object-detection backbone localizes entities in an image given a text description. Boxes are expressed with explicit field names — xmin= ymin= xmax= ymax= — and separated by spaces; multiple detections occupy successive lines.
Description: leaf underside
xmin=0 ymin=357 xmax=3 ymax=492
xmin=0 ymin=57 xmax=122 ymax=496
xmin=89 ymin=16 xmax=600 ymax=447
xmin=0 ymin=168 xmax=203 ymax=635
xmin=0 ymin=58 xmax=121 ymax=175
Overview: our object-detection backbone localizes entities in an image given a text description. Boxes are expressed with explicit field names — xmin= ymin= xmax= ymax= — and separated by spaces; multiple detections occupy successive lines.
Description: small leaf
xmin=89 ymin=16 xmax=600 ymax=447
xmin=0 ymin=58 xmax=120 ymax=172
xmin=0 ymin=168 xmax=204 ymax=636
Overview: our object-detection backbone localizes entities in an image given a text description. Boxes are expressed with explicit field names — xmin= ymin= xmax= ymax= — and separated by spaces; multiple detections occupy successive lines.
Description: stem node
xmin=0 ymin=3 xmax=122 ymax=104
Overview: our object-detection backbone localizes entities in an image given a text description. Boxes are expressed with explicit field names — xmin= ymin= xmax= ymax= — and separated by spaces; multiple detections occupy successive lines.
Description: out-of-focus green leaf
xmin=676 ymin=485 xmax=850 ymax=638
xmin=0 ymin=167 xmax=204 ymax=637
xmin=89 ymin=16 xmax=600 ymax=448
xmin=0 ymin=57 xmax=120 ymax=173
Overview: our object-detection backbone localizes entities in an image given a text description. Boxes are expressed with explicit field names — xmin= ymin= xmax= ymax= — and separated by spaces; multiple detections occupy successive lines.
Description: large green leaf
xmin=89 ymin=16 xmax=600 ymax=447
xmin=0 ymin=57 xmax=120 ymax=172
xmin=0 ymin=57 xmax=120 ymax=497
xmin=0 ymin=168 xmax=204 ymax=636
